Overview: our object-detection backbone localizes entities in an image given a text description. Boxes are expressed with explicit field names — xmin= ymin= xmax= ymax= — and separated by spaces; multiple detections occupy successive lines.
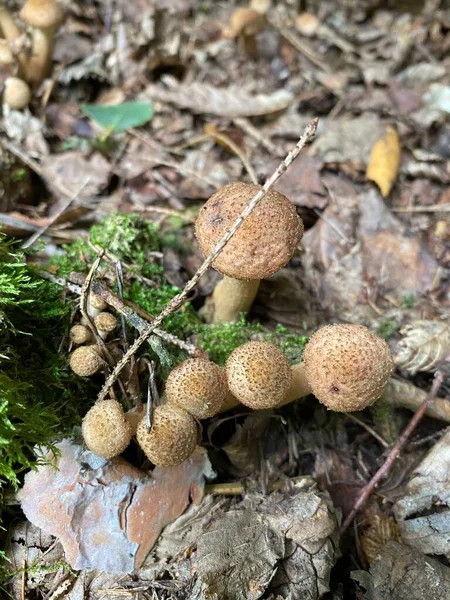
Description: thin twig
xmin=341 ymin=354 xmax=450 ymax=533
xmin=68 ymin=272 xmax=199 ymax=356
xmin=21 ymin=177 xmax=92 ymax=249
xmin=206 ymin=125 xmax=258 ymax=184
xmin=97 ymin=119 xmax=319 ymax=402
xmin=233 ymin=117 xmax=282 ymax=156
xmin=345 ymin=413 xmax=389 ymax=448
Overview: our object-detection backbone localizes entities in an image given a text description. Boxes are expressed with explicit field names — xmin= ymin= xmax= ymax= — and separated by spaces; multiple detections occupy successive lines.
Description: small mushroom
xmin=70 ymin=324 xmax=92 ymax=346
xmin=227 ymin=8 xmax=266 ymax=56
xmin=94 ymin=311 xmax=117 ymax=340
xmin=20 ymin=0 xmax=63 ymax=86
xmin=3 ymin=76 xmax=31 ymax=109
xmin=303 ymin=324 xmax=394 ymax=412
xmin=195 ymin=182 xmax=303 ymax=323
xmin=82 ymin=399 xmax=132 ymax=459
xmin=69 ymin=345 xmax=103 ymax=377
xmin=81 ymin=293 xmax=108 ymax=325
xmin=0 ymin=41 xmax=14 ymax=72
xmin=136 ymin=405 xmax=197 ymax=468
xmin=0 ymin=2 xmax=22 ymax=43
xmin=165 ymin=358 xmax=228 ymax=419
xmin=226 ymin=341 xmax=292 ymax=409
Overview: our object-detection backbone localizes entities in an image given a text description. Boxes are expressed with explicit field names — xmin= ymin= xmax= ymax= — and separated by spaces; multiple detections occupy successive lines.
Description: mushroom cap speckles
xmin=69 ymin=345 xmax=103 ymax=376
xmin=303 ymin=324 xmax=394 ymax=412
xmin=82 ymin=400 xmax=132 ymax=459
xmin=94 ymin=312 xmax=117 ymax=334
xmin=226 ymin=341 xmax=292 ymax=409
xmin=136 ymin=405 xmax=198 ymax=468
xmin=165 ymin=358 xmax=228 ymax=419
xmin=20 ymin=0 xmax=63 ymax=28
xmin=195 ymin=182 xmax=303 ymax=280
xmin=4 ymin=77 xmax=31 ymax=110
xmin=70 ymin=324 xmax=92 ymax=345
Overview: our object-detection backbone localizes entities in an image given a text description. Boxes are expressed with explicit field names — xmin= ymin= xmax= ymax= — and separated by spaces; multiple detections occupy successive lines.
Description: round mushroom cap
xmin=229 ymin=8 xmax=265 ymax=36
xmin=89 ymin=292 xmax=107 ymax=311
xmin=3 ymin=77 xmax=31 ymax=110
xmin=69 ymin=345 xmax=102 ymax=376
xmin=195 ymin=182 xmax=303 ymax=281
xmin=0 ymin=42 xmax=14 ymax=66
xmin=303 ymin=324 xmax=394 ymax=412
xmin=226 ymin=341 xmax=293 ymax=409
xmin=82 ymin=399 xmax=132 ymax=459
xmin=20 ymin=0 xmax=63 ymax=28
xmin=94 ymin=312 xmax=117 ymax=335
xmin=70 ymin=324 xmax=92 ymax=345
xmin=136 ymin=405 xmax=197 ymax=468
xmin=166 ymin=358 xmax=228 ymax=419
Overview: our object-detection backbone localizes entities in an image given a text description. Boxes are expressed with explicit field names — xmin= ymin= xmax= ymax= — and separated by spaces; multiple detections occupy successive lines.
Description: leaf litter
xmin=0 ymin=0 xmax=449 ymax=597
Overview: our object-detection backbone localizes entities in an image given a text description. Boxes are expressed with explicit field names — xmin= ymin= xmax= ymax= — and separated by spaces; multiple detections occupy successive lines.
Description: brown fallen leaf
xmin=395 ymin=320 xmax=450 ymax=375
xmin=366 ymin=126 xmax=401 ymax=197
xmin=18 ymin=439 xmax=213 ymax=573
xmin=145 ymin=80 xmax=293 ymax=118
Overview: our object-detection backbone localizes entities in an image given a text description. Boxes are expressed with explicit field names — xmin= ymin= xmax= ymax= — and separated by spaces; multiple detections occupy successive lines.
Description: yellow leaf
xmin=366 ymin=126 xmax=401 ymax=197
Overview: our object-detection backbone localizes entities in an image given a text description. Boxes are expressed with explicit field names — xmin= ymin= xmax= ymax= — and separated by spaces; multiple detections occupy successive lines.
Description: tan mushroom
xmin=227 ymin=8 xmax=266 ymax=56
xmin=82 ymin=399 xmax=132 ymax=459
xmin=69 ymin=345 xmax=103 ymax=377
xmin=136 ymin=405 xmax=198 ymax=468
xmin=0 ymin=2 xmax=22 ymax=43
xmin=3 ymin=75 xmax=30 ymax=109
xmin=195 ymin=182 xmax=303 ymax=323
xmin=303 ymin=324 xmax=394 ymax=412
xmin=94 ymin=312 xmax=117 ymax=340
xmin=70 ymin=324 xmax=92 ymax=346
xmin=226 ymin=341 xmax=292 ymax=409
xmin=20 ymin=0 xmax=63 ymax=86
xmin=165 ymin=358 xmax=228 ymax=419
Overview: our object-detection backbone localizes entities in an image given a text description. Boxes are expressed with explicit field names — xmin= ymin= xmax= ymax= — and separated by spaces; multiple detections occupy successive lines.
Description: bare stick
xmin=96 ymin=119 xmax=319 ymax=402
xmin=341 ymin=354 xmax=450 ymax=534
xmin=68 ymin=272 xmax=199 ymax=356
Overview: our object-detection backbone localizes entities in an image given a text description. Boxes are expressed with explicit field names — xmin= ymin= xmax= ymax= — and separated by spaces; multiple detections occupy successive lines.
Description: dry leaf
xmin=366 ymin=126 xmax=401 ymax=197
xmin=18 ymin=439 xmax=213 ymax=573
xmin=145 ymin=80 xmax=293 ymax=117
xmin=394 ymin=320 xmax=450 ymax=374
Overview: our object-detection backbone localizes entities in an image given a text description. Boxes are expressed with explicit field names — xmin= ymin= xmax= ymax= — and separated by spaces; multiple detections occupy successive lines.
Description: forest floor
xmin=0 ymin=0 xmax=450 ymax=598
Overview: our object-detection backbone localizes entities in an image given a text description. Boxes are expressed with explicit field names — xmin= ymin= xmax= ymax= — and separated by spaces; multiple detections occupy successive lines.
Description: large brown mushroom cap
xmin=20 ymin=0 xmax=63 ymax=29
xmin=82 ymin=399 xmax=132 ymax=459
xmin=226 ymin=341 xmax=293 ymax=409
xmin=195 ymin=182 xmax=303 ymax=280
xmin=303 ymin=324 xmax=394 ymax=412
xmin=166 ymin=358 xmax=228 ymax=419
xmin=136 ymin=405 xmax=198 ymax=468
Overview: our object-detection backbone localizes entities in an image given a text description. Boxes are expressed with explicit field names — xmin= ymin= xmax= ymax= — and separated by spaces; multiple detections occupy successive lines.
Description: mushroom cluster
xmin=69 ymin=293 xmax=117 ymax=377
xmin=80 ymin=322 xmax=393 ymax=467
xmin=0 ymin=0 xmax=63 ymax=110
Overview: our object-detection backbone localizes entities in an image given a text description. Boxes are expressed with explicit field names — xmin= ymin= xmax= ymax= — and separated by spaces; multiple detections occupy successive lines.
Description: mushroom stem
xmin=211 ymin=277 xmax=260 ymax=323
xmin=0 ymin=3 xmax=22 ymax=43
xmin=23 ymin=26 xmax=53 ymax=85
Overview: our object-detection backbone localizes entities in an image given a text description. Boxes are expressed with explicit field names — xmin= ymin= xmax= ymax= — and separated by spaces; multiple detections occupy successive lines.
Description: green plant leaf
xmin=81 ymin=101 xmax=154 ymax=133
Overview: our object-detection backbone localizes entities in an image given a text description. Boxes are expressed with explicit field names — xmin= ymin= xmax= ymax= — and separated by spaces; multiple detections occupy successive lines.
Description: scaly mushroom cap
xmin=69 ymin=345 xmax=102 ymax=376
xmin=136 ymin=405 xmax=198 ymax=467
xmin=195 ymin=182 xmax=303 ymax=280
xmin=3 ymin=77 xmax=31 ymax=109
xmin=166 ymin=358 xmax=228 ymax=419
xmin=20 ymin=0 xmax=63 ymax=29
xmin=94 ymin=312 xmax=117 ymax=336
xmin=82 ymin=399 xmax=132 ymax=459
xmin=70 ymin=324 xmax=92 ymax=345
xmin=89 ymin=292 xmax=107 ymax=311
xmin=226 ymin=341 xmax=293 ymax=409
xmin=303 ymin=324 xmax=394 ymax=412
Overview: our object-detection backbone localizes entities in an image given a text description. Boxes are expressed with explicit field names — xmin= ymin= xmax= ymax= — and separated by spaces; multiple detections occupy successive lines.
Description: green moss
xmin=401 ymin=292 xmax=417 ymax=308
xmin=196 ymin=317 xmax=262 ymax=365
xmin=376 ymin=317 xmax=398 ymax=340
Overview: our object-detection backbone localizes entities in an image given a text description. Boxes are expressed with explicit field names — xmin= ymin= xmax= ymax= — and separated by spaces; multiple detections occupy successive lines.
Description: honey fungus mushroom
xmin=222 ymin=324 xmax=393 ymax=413
xmin=136 ymin=405 xmax=197 ymax=468
xmin=3 ymin=76 xmax=31 ymax=110
xmin=94 ymin=311 xmax=117 ymax=340
xmin=82 ymin=399 xmax=132 ymax=459
xmin=20 ymin=0 xmax=63 ymax=86
xmin=69 ymin=345 xmax=103 ymax=376
xmin=70 ymin=324 xmax=92 ymax=346
xmin=195 ymin=182 xmax=303 ymax=323
xmin=303 ymin=324 xmax=394 ymax=412
xmin=165 ymin=358 xmax=228 ymax=419
xmin=226 ymin=341 xmax=293 ymax=409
